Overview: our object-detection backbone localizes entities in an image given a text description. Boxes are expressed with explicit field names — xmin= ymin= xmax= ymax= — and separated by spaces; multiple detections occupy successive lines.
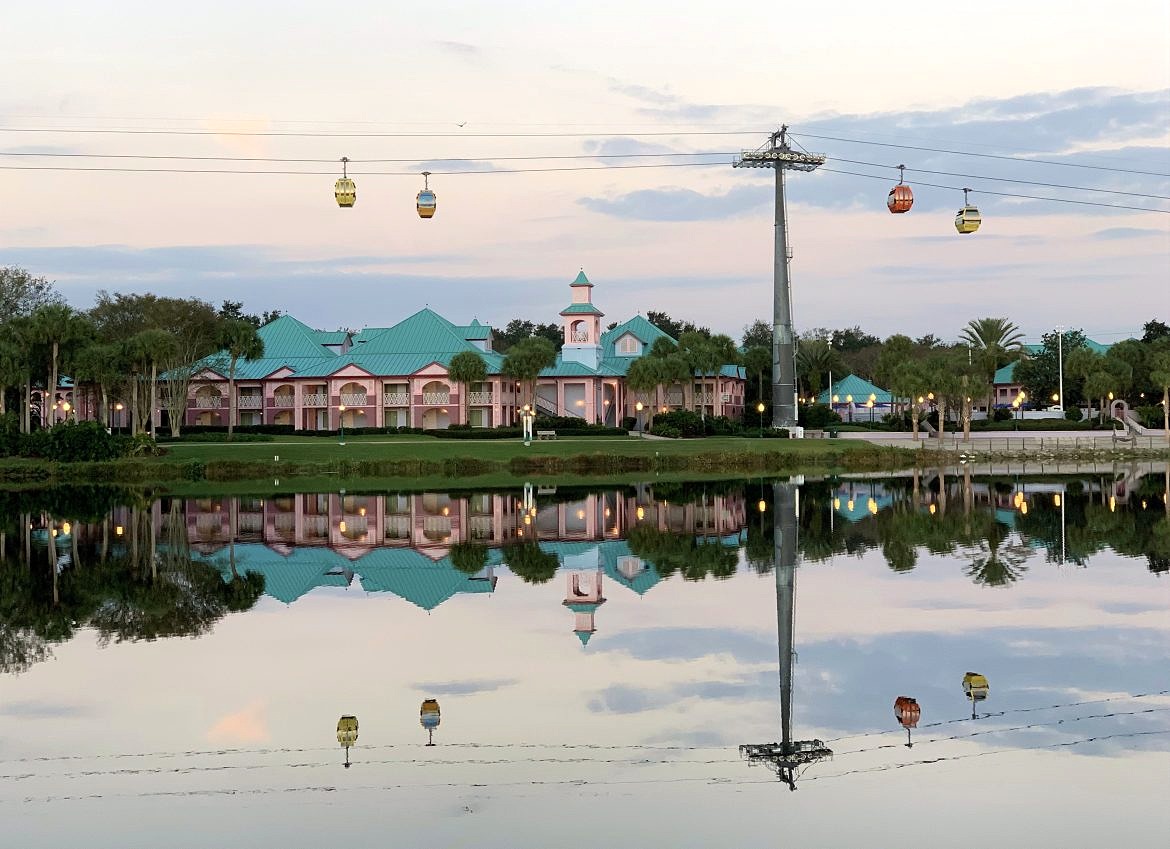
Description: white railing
xmin=383 ymin=393 xmax=410 ymax=406
xmin=422 ymin=392 xmax=450 ymax=405
xmin=469 ymin=391 xmax=493 ymax=405
xmin=385 ymin=516 xmax=411 ymax=539
xmin=238 ymin=395 xmax=263 ymax=409
xmin=273 ymin=394 xmax=295 ymax=408
xmin=469 ymin=516 xmax=494 ymax=540
xmin=340 ymin=393 xmax=367 ymax=406
xmin=694 ymin=393 xmax=714 ymax=405
xmin=664 ymin=393 xmax=683 ymax=405
xmin=238 ymin=514 xmax=263 ymax=533
xmin=274 ymin=514 xmax=296 ymax=533
xmin=303 ymin=393 xmax=328 ymax=407
xmin=571 ymin=331 xmax=589 ymax=342
xmin=194 ymin=396 xmax=221 ymax=409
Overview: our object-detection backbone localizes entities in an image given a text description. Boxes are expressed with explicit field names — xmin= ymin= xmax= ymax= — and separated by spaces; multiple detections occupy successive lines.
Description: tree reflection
xmin=626 ymin=525 xmax=737 ymax=581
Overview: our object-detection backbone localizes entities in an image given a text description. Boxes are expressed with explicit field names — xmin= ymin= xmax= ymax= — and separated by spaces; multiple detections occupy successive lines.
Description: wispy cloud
xmin=580 ymin=186 xmax=770 ymax=221
xmin=435 ymin=40 xmax=479 ymax=56
xmin=0 ymin=700 xmax=97 ymax=719
xmin=1091 ymin=227 xmax=1169 ymax=240
xmin=413 ymin=678 xmax=518 ymax=696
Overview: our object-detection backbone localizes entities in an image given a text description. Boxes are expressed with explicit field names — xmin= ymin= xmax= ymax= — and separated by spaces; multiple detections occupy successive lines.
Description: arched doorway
xmin=273 ymin=410 xmax=293 ymax=426
xmin=338 ymin=382 xmax=368 ymax=407
xmin=422 ymin=408 xmax=451 ymax=430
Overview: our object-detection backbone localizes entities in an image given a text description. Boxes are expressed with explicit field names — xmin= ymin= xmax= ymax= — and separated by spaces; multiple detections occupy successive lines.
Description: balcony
xmin=303 ymin=393 xmax=328 ymax=407
xmin=664 ymin=392 xmax=684 ymax=406
xmin=194 ymin=396 xmax=222 ymax=409
xmin=383 ymin=392 xmax=410 ymax=406
xmin=694 ymin=393 xmax=714 ymax=405
xmin=571 ymin=331 xmax=589 ymax=342
xmin=238 ymin=395 xmax=263 ymax=409
xmin=340 ymin=393 xmax=368 ymax=407
xmin=469 ymin=391 xmax=493 ymax=405
xmin=273 ymin=394 xmax=295 ymax=408
xmin=422 ymin=392 xmax=450 ymax=405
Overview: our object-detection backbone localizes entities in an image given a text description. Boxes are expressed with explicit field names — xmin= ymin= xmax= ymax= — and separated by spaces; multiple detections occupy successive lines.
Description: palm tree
xmin=743 ymin=345 xmax=771 ymax=406
xmin=891 ymin=360 xmax=929 ymax=440
xmin=625 ymin=357 xmax=660 ymax=430
xmin=502 ymin=337 xmax=555 ymax=413
xmin=218 ymin=320 xmax=265 ymax=441
xmin=447 ymin=351 xmax=487 ymax=426
xmin=960 ymin=317 xmax=1025 ymax=410
xmin=30 ymin=304 xmax=93 ymax=427
xmin=796 ymin=338 xmax=838 ymax=398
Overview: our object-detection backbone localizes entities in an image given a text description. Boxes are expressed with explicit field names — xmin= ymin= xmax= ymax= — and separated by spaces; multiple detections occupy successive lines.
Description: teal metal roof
xmin=457 ymin=319 xmax=493 ymax=341
xmin=357 ymin=309 xmax=482 ymax=356
xmin=314 ymin=331 xmax=350 ymax=345
xmin=994 ymin=362 xmax=1018 ymax=385
xmin=600 ymin=316 xmax=676 ymax=358
xmin=815 ymin=374 xmax=892 ymax=405
xmin=576 ymin=631 xmax=594 ymax=646
xmin=571 ymin=270 xmax=593 ymax=287
xmin=560 ymin=302 xmax=604 ymax=316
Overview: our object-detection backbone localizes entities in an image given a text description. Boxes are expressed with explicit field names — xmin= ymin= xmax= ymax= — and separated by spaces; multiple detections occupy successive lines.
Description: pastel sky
xmin=2 ymin=1 xmax=1168 ymax=345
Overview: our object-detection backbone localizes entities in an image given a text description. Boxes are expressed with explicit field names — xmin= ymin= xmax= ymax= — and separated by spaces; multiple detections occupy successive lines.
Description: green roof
xmin=575 ymin=631 xmax=594 ymax=646
xmin=815 ymin=374 xmax=892 ymax=405
xmin=994 ymin=362 xmax=1019 ymax=384
xmin=600 ymin=315 xmax=676 ymax=357
xmin=571 ymin=270 xmax=593 ymax=287
xmin=456 ymin=319 xmax=493 ymax=341
xmin=560 ymin=302 xmax=604 ymax=316
xmin=314 ymin=331 xmax=350 ymax=345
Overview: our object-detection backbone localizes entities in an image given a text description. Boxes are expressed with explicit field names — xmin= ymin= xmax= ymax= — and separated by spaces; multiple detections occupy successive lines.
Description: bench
xmin=536 ymin=430 xmax=557 ymax=440
xmin=1111 ymin=430 xmax=1133 ymax=445
xmin=804 ymin=429 xmax=826 ymax=439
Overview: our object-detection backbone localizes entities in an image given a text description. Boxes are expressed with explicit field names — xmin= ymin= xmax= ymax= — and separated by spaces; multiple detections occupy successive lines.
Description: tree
xmin=70 ymin=342 xmax=124 ymax=428
xmin=1142 ymin=320 xmax=1170 ymax=344
xmin=891 ymin=360 xmax=930 ymax=439
xmin=1147 ymin=351 xmax=1170 ymax=443
xmin=447 ymin=351 xmax=487 ymax=426
xmin=959 ymin=317 xmax=1025 ymax=410
xmin=741 ymin=319 xmax=771 ymax=350
xmin=502 ymin=337 xmax=555 ymax=412
xmin=677 ymin=331 xmax=736 ymax=420
xmin=743 ymin=346 xmax=771 ymax=406
xmin=495 ymin=318 xmax=562 ymax=352
xmin=646 ymin=311 xmax=709 ymax=340
xmin=0 ymin=267 xmax=62 ymax=319
xmin=648 ymin=336 xmax=678 ymax=359
xmin=503 ymin=541 xmax=559 ymax=584
xmin=450 ymin=542 xmax=488 ymax=575
xmin=795 ymin=338 xmax=840 ymax=397
xmin=217 ymin=320 xmax=265 ymax=441
xmin=874 ymin=334 xmax=915 ymax=391
xmin=218 ymin=300 xmax=284 ymax=329
xmin=625 ymin=357 xmax=661 ymax=429
xmin=29 ymin=304 xmax=93 ymax=427
xmin=1016 ymin=329 xmax=1088 ymax=407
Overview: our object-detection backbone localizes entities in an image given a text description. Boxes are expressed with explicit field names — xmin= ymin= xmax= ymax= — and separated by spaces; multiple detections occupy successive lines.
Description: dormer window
xmin=616 ymin=334 xmax=642 ymax=356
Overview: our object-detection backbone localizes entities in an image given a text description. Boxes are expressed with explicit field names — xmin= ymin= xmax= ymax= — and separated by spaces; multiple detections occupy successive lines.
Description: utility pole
xmin=1056 ymin=324 xmax=1065 ymax=410
xmin=740 ymin=480 xmax=832 ymax=789
xmin=734 ymin=127 xmax=826 ymax=432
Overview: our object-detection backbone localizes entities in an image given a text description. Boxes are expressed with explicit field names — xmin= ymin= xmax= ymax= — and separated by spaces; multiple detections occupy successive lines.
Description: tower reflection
xmin=740 ymin=481 xmax=832 ymax=790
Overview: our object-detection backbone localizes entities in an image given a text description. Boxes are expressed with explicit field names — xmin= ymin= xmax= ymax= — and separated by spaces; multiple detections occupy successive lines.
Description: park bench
xmin=536 ymin=430 xmax=557 ymax=440
xmin=1111 ymin=429 xmax=1133 ymax=445
xmin=804 ymin=429 xmax=826 ymax=439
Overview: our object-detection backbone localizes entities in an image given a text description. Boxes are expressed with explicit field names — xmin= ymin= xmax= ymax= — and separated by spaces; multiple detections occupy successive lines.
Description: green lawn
xmin=159 ymin=434 xmax=874 ymax=464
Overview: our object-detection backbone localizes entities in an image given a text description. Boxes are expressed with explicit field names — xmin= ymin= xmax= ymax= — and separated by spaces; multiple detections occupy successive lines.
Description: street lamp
xmin=866 ymin=398 xmax=875 ymax=423
xmin=338 ymin=404 xmax=347 ymax=446
xmin=757 ymin=401 xmax=766 ymax=438
xmin=114 ymin=402 xmax=124 ymax=435
xmin=635 ymin=401 xmax=644 ymax=437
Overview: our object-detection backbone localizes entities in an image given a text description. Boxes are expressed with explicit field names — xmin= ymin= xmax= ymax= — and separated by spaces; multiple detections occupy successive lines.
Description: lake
xmin=2 ymin=467 xmax=1168 ymax=848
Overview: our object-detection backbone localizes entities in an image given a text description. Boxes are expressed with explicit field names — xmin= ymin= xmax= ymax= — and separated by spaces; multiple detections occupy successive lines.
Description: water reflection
xmin=1 ymin=469 xmax=1166 ymax=680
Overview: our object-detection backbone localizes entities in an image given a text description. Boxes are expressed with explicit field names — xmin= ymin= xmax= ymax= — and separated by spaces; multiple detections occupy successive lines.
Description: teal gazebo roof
xmin=816 ymin=374 xmax=892 ymax=405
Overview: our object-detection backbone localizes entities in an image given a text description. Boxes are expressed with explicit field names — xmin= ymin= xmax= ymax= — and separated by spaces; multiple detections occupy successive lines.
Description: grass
xmin=0 ymin=434 xmax=912 ymax=490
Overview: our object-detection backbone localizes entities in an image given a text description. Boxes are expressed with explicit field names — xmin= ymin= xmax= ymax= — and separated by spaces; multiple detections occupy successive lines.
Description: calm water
xmin=2 ymin=470 xmax=1168 ymax=848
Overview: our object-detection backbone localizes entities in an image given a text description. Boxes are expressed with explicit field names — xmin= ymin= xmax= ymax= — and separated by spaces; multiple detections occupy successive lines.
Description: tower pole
xmin=734 ymin=127 xmax=824 ymax=433
xmin=774 ymin=481 xmax=798 ymax=752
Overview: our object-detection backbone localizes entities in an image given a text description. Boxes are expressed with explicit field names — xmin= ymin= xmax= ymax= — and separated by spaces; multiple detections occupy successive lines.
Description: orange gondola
xmin=894 ymin=696 xmax=920 ymax=747
xmin=887 ymin=164 xmax=913 ymax=213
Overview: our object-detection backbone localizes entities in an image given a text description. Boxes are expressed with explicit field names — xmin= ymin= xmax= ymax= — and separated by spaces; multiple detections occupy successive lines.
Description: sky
xmin=2 ymin=0 xmax=1168 ymax=347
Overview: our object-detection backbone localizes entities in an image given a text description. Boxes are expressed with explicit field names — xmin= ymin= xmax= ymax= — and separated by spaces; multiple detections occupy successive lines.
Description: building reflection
xmin=162 ymin=487 xmax=748 ymax=640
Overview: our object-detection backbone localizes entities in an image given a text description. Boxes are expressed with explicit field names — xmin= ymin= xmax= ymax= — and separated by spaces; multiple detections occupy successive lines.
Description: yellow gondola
xmin=955 ymin=187 xmax=981 ymax=234
xmin=420 ymin=697 xmax=441 ymax=746
xmin=334 ymin=157 xmax=356 ymax=208
xmin=337 ymin=714 xmax=359 ymax=768
xmin=962 ymin=672 xmax=990 ymax=718
xmin=416 ymin=171 xmax=437 ymax=219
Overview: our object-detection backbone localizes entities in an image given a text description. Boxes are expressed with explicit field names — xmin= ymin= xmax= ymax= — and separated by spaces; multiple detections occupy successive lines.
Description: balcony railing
xmin=571 ymin=331 xmax=590 ymax=342
xmin=273 ymin=394 xmax=295 ymax=408
xmin=383 ymin=392 xmax=410 ymax=406
xmin=340 ymin=393 xmax=368 ymax=406
xmin=194 ymin=396 xmax=222 ymax=409
xmin=694 ymin=393 xmax=714 ymax=405
xmin=238 ymin=395 xmax=263 ymax=409
xmin=469 ymin=391 xmax=493 ymax=405
xmin=303 ymin=393 xmax=328 ymax=407
xmin=422 ymin=392 xmax=450 ymax=405
xmin=664 ymin=393 xmax=684 ymax=405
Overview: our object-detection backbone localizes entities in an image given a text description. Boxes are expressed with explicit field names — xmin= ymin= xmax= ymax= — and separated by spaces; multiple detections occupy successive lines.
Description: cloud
xmin=206 ymin=700 xmax=269 ymax=744
xmin=0 ymin=700 xmax=96 ymax=719
xmin=1091 ymin=227 xmax=1169 ymax=240
xmin=434 ymin=40 xmax=479 ymax=56
xmin=599 ymin=627 xmax=774 ymax=664
xmin=413 ymin=678 xmax=518 ymax=696
xmin=410 ymin=159 xmax=500 ymax=173
xmin=579 ymin=186 xmax=770 ymax=221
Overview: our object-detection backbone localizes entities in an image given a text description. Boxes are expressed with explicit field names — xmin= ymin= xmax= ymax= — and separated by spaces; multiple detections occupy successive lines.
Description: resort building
xmin=182 ymin=271 xmax=746 ymax=430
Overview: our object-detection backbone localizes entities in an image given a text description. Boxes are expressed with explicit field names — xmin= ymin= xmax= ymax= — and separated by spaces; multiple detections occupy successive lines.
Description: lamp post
xmin=635 ymin=401 xmax=644 ymax=437
xmin=338 ymin=404 xmax=346 ymax=446
xmin=845 ymin=394 xmax=853 ymax=423
xmin=757 ymin=401 xmax=766 ymax=438
xmin=866 ymin=398 xmax=874 ymax=424
xmin=114 ymin=402 xmax=124 ymax=435
xmin=1056 ymin=323 xmax=1064 ymax=412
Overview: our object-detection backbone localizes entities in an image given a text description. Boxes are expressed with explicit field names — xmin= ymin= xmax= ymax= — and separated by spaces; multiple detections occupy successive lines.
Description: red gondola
xmin=887 ymin=164 xmax=913 ymax=213
xmin=894 ymin=696 xmax=920 ymax=747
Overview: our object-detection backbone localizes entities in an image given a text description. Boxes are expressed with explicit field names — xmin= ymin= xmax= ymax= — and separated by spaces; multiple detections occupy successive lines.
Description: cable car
xmin=334 ymin=157 xmax=356 ymax=208
xmin=887 ymin=164 xmax=913 ymax=213
xmin=416 ymin=171 xmax=437 ymax=219
xmin=954 ymin=187 xmax=981 ymax=234
xmin=963 ymin=672 xmax=989 ymax=718
xmin=420 ymin=697 xmax=441 ymax=746
xmin=337 ymin=714 xmax=359 ymax=768
xmin=894 ymin=696 xmax=920 ymax=747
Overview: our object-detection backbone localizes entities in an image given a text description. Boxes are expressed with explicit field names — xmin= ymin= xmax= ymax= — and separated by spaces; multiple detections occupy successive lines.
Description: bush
xmin=20 ymin=420 xmax=127 ymax=462
xmin=651 ymin=424 xmax=682 ymax=439
xmin=992 ymin=407 xmax=1014 ymax=422
xmin=704 ymin=415 xmax=737 ymax=437
xmin=621 ymin=416 xmax=636 ymax=431
xmin=799 ymin=403 xmax=841 ymax=429
xmin=1135 ymin=405 xmax=1161 ymax=428
xmin=650 ymin=410 xmax=704 ymax=437
xmin=1064 ymin=406 xmax=1084 ymax=422
xmin=0 ymin=412 xmax=18 ymax=457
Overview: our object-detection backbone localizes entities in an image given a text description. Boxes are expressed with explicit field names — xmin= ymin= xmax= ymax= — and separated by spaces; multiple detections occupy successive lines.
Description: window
xmin=616 ymin=334 xmax=641 ymax=356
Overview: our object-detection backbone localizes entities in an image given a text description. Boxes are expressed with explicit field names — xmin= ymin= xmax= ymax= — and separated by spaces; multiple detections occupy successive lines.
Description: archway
xmin=422 ymin=408 xmax=451 ymax=430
